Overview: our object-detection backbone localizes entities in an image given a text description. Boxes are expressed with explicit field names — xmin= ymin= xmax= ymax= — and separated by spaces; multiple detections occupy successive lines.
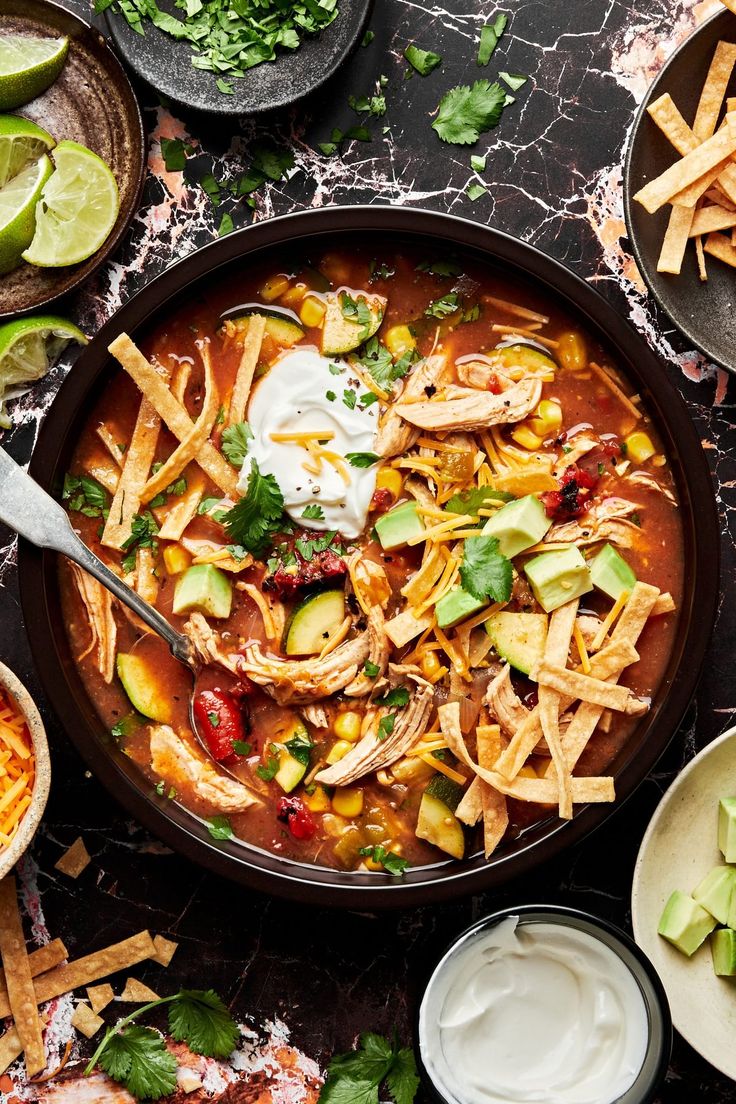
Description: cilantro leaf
xmin=459 ymin=535 xmax=513 ymax=603
xmin=358 ymin=845 xmax=409 ymax=877
xmin=376 ymin=687 xmax=410 ymax=708
xmin=404 ymin=44 xmax=442 ymax=76
xmin=425 ymin=293 xmax=459 ymax=319
xmin=432 ymin=80 xmax=507 ymax=145
xmin=285 ymin=730 xmax=313 ymax=767
xmin=363 ymin=660 xmax=380 ymax=677
xmin=416 ymin=259 xmax=463 ymax=277
xmin=321 ymin=1080 xmax=378 ymax=1104
xmin=160 ymin=137 xmax=188 ymax=172
xmin=97 ymin=1026 xmax=177 ymax=1101
xmin=478 ymin=13 xmax=508 ymax=66
xmin=206 ymin=815 xmax=233 ymax=841
xmin=218 ymin=211 xmax=234 ymax=236
xmin=386 ymin=1047 xmax=420 ymax=1104
xmin=302 ymin=504 xmax=325 ymax=520
xmin=232 ymin=739 xmax=252 ymax=756
xmin=500 ymin=71 xmax=527 ymax=91
xmin=346 ymin=452 xmax=380 ymax=468
xmin=321 ymin=1032 xmax=419 ymax=1104
xmin=466 ymin=183 xmax=487 ymax=202
xmin=168 ymin=989 xmax=240 ymax=1059
xmin=378 ymin=714 xmax=396 ymax=740
xmin=223 ymin=460 xmax=284 ymax=557
xmin=352 ymin=337 xmax=401 ymax=392
xmin=445 ymin=486 xmax=515 ymax=514
xmin=471 ymin=153 xmax=487 ymax=172
xmin=328 ymin=1033 xmax=394 ymax=1085
xmin=343 ymin=389 xmax=357 ymax=410
xmin=221 ymin=421 xmax=253 ymax=467
xmin=256 ymin=752 xmax=280 ymax=781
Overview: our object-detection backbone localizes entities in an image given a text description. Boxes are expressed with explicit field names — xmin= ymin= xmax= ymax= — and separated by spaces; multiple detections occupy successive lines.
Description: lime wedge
xmin=22 ymin=140 xmax=120 ymax=268
xmin=0 ymin=153 xmax=52 ymax=275
xmin=0 ymin=35 xmax=69 ymax=110
xmin=0 ymin=314 xmax=87 ymax=427
xmin=0 ymin=114 xmax=55 ymax=188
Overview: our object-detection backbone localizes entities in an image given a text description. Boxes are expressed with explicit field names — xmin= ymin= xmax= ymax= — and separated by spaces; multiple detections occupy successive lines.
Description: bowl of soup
xmin=18 ymin=206 xmax=718 ymax=906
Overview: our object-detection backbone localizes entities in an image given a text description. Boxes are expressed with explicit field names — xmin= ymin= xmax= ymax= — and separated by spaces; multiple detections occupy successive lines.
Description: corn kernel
xmin=259 ymin=274 xmax=290 ymax=302
xmin=420 ymin=651 xmax=442 ymax=681
xmin=528 ymin=399 xmax=562 ymax=437
xmin=384 ymin=324 xmax=416 ymax=358
xmin=334 ymin=711 xmax=361 ymax=743
xmin=325 ymin=739 xmax=352 ymax=765
xmin=304 ymin=785 xmax=331 ymax=813
xmin=280 ymin=283 xmax=308 ymax=307
xmin=557 ymin=331 xmax=588 ymax=372
xmin=511 ymin=425 xmax=544 ymax=450
xmin=375 ymin=467 xmax=403 ymax=501
xmin=162 ymin=545 xmax=191 ymax=575
xmin=299 ymin=296 xmax=327 ymax=328
xmin=391 ymin=756 xmax=436 ymax=783
xmin=332 ymin=787 xmax=364 ymax=818
xmin=624 ymin=431 xmax=655 ymax=464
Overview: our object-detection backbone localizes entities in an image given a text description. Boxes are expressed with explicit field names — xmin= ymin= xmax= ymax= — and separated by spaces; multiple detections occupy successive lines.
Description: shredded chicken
xmin=455 ymin=357 xmax=507 ymax=389
xmin=241 ymin=631 xmax=370 ymax=704
xmin=302 ymin=704 xmax=329 ymax=728
xmin=545 ymin=496 xmax=641 ymax=548
xmin=394 ymin=377 xmax=542 ymax=433
xmin=627 ymin=470 xmax=677 ymax=505
xmin=70 ymin=564 xmax=117 ymax=683
xmin=347 ymin=551 xmax=390 ymax=613
xmin=552 ymin=435 xmax=597 ymax=474
xmin=185 ymin=613 xmax=241 ymax=674
xmin=403 ymin=475 xmax=434 ymax=508
xmin=344 ymin=606 xmax=390 ymax=696
xmin=149 ymin=725 xmax=259 ymax=812
xmin=486 ymin=665 xmax=529 ymax=736
xmin=375 ymin=355 xmax=448 ymax=457
xmin=316 ymin=676 xmax=434 ymax=786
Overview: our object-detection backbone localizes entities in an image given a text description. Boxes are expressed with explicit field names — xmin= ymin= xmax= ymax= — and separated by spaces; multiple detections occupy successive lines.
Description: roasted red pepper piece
xmin=277 ymin=796 xmax=317 ymax=840
xmin=541 ymin=464 xmax=599 ymax=522
xmin=193 ymin=689 xmax=247 ymax=762
xmin=265 ymin=543 xmax=348 ymax=599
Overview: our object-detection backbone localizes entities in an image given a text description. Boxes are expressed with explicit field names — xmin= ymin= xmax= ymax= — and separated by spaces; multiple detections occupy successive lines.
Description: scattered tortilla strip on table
xmin=633 ymin=120 xmax=736 ymax=214
xmin=120 ymin=977 xmax=159 ymax=1002
xmin=71 ymin=1002 xmax=104 ymax=1038
xmin=101 ymin=392 xmax=162 ymax=551
xmin=151 ymin=934 xmax=178 ymax=967
xmin=704 ymin=230 xmax=736 ymax=267
xmin=54 ymin=836 xmax=91 ymax=878
xmin=0 ymin=876 xmax=45 ymax=1076
xmin=86 ymin=982 xmax=114 ymax=1014
xmin=0 ymin=939 xmax=67 ymax=1007
xmin=228 ymin=314 xmax=266 ymax=427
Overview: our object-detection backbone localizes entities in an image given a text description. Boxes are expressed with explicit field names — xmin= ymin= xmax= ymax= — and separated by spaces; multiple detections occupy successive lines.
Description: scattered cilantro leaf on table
xmin=168 ymin=989 xmax=241 ymax=1057
xmin=361 ymin=30 xmax=374 ymax=47
xmin=477 ymin=13 xmax=508 ymax=66
xmin=500 ymin=71 xmax=527 ymax=91
xmin=223 ymin=460 xmax=284 ymax=557
xmin=459 ymin=535 xmax=513 ymax=602
xmin=466 ymin=182 xmax=487 ymax=201
xmin=433 ymin=80 xmax=507 ymax=145
xmin=97 ymin=1025 xmax=177 ymax=1102
xmin=320 ymin=1033 xmax=419 ymax=1104
xmin=160 ymin=137 xmax=190 ymax=172
xmin=404 ymin=44 xmax=442 ymax=76
xmin=218 ymin=211 xmax=234 ymax=236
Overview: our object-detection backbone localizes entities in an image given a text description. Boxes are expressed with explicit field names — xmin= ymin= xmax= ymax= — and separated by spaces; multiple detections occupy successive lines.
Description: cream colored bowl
xmin=632 ymin=725 xmax=736 ymax=1082
xmin=0 ymin=662 xmax=50 ymax=877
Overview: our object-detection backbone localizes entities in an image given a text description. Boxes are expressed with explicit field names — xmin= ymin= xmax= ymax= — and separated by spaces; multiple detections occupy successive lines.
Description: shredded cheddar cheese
xmin=0 ymin=691 xmax=34 ymax=847
xmin=420 ymin=753 xmax=466 ymax=784
xmin=242 ymin=583 xmax=278 ymax=642
xmin=269 ymin=430 xmax=335 ymax=443
xmin=591 ymin=590 xmax=630 ymax=652
xmin=573 ymin=623 xmax=592 ymax=674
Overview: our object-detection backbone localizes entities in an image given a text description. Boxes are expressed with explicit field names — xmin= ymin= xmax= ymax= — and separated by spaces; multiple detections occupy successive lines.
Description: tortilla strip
xmin=86 ymin=462 xmax=119 ymax=496
xmin=70 ymin=564 xmax=117 ymax=683
xmin=651 ymin=592 xmax=676 ymax=616
xmin=120 ymin=978 xmax=159 ymax=1002
xmin=108 ymin=334 xmax=238 ymax=499
xmin=0 ymin=931 xmax=156 ymax=1020
xmin=695 ymin=234 xmax=708 ymax=281
xmin=71 ymin=1003 xmax=104 ymax=1039
xmin=721 ymin=0 xmax=736 ymax=13
xmin=671 ymin=156 xmax=735 ymax=207
xmin=135 ymin=545 xmax=159 ymax=605
xmin=0 ymin=876 xmax=45 ymax=1075
xmin=538 ymin=601 xmax=578 ymax=820
xmin=704 ymin=230 xmax=736 ymax=267
xmin=141 ymin=343 xmax=220 ymax=504
xmin=633 ymin=121 xmax=736 ymax=213
xmin=477 ymin=724 xmax=508 ymax=858
xmin=438 ymin=703 xmax=614 ymax=804
xmin=86 ymin=983 xmax=114 ymax=1014
xmin=533 ymin=662 xmax=648 ymax=714
xmin=456 ymin=777 xmax=484 ymax=826
xmin=647 ymin=93 xmax=697 ymax=154
xmin=151 ymin=935 xmax=178 ymax=967
xmin=101 ymin=389 xmax=162 ymax=550
xmin=158 ymin=471 xmax=206 ymax=542
xmin=385 ymin=608 xmax=434 ymax=648
xmin=95 ymin=424 xmax=124 ymax=467
xmin=690 ymin=205 xmax=736 ymax=236
xmin=228 ymin=314 xmax=266 ymax=427
xmin=695 ymin=41 xmax=736 ymax=141
xmin=657 ymin=205 xmax=695 ymax=274
xmin=172 ymin=361 xmax=191 ymax=405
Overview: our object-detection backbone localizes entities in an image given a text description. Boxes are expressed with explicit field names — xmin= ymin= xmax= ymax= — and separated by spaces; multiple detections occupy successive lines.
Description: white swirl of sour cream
xmin=237 ymin=346 xmax=378 ymax=540
xmin=419 ymin=916 xmax=649 ymax=1104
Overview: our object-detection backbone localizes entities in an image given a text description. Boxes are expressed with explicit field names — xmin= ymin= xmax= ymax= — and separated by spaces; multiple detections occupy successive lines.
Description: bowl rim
xmin=0 ymin=661 xmax=51 ymax=876
xmin=18 ymin=204 xmax=720 ymax=907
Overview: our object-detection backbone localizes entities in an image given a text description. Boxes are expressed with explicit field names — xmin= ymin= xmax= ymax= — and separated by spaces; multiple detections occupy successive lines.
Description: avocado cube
xmin=481 ymin=494 xmax=552 ymax=559
xmin=523 ymin=547 xmax=593 ymax=613
xmin=718 ymin=797 xmax=736 ymax=863
xmin=435 ymin=586 xmax=486 ymax=629
xmin=374 ymin=501 xmax=425 ymax=550
xmin=658 ymin=889 xmax=717 ymax=956
xmin=172 ymin=564 xmax=232 ymax=619
xmin=712 ymin=928 xmax=736 ymax=976
xmin=693 ymin=866 xmax=736 ymax=924
xmin=589 ymin=543 xmax=636 ymax=601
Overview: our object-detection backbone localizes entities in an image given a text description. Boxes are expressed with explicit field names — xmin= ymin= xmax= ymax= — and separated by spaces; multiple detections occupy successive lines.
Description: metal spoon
xmin=0 ymin=446 xmax=240 ymax=776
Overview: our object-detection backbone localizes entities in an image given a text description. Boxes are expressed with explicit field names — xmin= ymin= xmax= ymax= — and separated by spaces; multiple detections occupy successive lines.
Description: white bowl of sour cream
xmin=418 ymin=906 xmax=670 ymax=1104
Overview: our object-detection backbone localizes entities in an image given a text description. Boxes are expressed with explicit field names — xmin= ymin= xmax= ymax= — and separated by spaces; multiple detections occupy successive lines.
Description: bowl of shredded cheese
xmin=0 ymin=662 xmax=49 ymax=876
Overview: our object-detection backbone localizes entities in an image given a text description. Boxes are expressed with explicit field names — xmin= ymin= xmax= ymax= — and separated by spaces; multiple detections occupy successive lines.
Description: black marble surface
xmin=0 ymin=0 xmax=734 ymax=1100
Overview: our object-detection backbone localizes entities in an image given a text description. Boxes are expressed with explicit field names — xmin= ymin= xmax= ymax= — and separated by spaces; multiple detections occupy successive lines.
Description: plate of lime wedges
xmin=0 ymin=0 xmax=145 ymax=316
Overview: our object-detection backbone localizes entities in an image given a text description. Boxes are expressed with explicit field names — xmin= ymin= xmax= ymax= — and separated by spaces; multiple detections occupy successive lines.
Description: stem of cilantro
xmin=84 ymin=994 xmax=181 ymax=1077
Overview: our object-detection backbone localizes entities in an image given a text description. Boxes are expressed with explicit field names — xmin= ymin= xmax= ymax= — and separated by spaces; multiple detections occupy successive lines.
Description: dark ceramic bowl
xmin=18 ymin=206 xmax=719 ymax=908
xmin=416 ymin=905 xmax=672 ymax=1104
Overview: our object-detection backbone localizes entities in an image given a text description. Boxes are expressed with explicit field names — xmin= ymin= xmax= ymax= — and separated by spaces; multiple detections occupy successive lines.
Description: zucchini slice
xmin=225 ymin=308 xmax=305 ymax=348
xmin=283 ymin=589 xmax=345 ymax=656
xmin=116 ymin=653 xmax=172 ymax=724
xmin=274 ymin=717 xmax=312 ymax=793
xmin=416 ymin=790 xmax=465 ymax=859
xmin=321 ymin=289 xmax=386 ymax=355
xmin=485 ymin=611 xmax=548 ymax=677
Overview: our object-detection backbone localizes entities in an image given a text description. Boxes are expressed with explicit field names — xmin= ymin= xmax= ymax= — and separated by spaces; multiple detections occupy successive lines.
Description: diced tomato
xmin=264 ymin=534 xmax=348 ymax=599
xmin=541 ymin=464 xmax=599 ymax=521
xmin=193 ymin=689 xmax=248 ymax=762
xmin=276 ymin=796 xmax=316 ymax=840
xmin=370 ymin=487 xmax=394 ymax=514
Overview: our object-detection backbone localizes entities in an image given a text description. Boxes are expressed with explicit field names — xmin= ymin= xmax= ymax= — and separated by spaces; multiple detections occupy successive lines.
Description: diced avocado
xmin=435 ymin=586 xmax=486 ymax=629
xmin=712 ymin=928 xmax=736 ymax=976
xmin=486 ymin=611 xmax=548 ymax=676
xmin=495 ymin=343 xmax=558 ymax=375
xmin=718 ymin=797 xmax=736 ymax=862
xmin=658 ymin=889 xmax=717 ymax=956
xmin=116 ymin=654 xmax=172 ymax=724
xmin=283 ymin=590 xmax=345 ymax=656
xmin=523 ymin=547 xmax=593 ymax=613
xmin=374 ymin=501 xmax=425 ymax=550
xmin=416 ymin=790 xmax=465 ymax=859
xmin=425 ymin=773 xmax=464 ymax=811
xmin=589 ymin=543 xmax=636 ymax=601
xmin=173 ymin=564 xmax=232 ymax=619
xmin=321 ymin=289 xmax=386 ymax=355
xmin=481 ymin=494 xmax=552 ymax=559
xmin=274 ymin=718 xmax=312 ymax=793
xmin=693 ymin=866 xmax=736 ymax=924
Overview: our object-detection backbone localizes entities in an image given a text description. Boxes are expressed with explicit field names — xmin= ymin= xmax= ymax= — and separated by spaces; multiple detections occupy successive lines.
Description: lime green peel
xmin=0 ymin=35 xmax=68 ymax=110
xmin=0 ymin=315 xmax=87 ymax=428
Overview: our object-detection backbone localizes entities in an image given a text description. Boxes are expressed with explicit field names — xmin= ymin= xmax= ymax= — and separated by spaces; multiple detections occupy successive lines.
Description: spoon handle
xmin=0 ymin=446 xmax=195 ymax=668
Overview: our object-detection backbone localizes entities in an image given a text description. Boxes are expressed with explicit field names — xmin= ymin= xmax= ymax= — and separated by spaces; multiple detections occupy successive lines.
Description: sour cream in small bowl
xmin=417 ymin=905 xmax=670 ymax=1104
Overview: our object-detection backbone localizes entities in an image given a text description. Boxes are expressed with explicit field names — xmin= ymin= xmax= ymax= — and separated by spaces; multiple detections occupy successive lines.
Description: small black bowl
xmin=416 ymin=905 xmax=672 ymax=1104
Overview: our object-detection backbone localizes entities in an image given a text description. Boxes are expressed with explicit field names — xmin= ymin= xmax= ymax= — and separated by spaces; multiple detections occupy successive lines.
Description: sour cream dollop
xmin=237 ymin=347 xmax=378 ymax=539
xmin=419 ymin=916 xmax=649 ymax=1104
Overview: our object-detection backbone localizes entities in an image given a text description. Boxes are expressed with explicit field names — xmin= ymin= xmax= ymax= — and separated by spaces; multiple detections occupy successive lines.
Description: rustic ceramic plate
xmin=0 ymin=661 xmax=50 ymax=878
xmin=0 ymin=0 xmax=145 ymax=318
xmin=624 ymin=8 xmax=736 ymax=375
xmin=104 ymin=0 xmax=372 ymax=116
xmin=632 ymin=724 xmax=736 ymax=1081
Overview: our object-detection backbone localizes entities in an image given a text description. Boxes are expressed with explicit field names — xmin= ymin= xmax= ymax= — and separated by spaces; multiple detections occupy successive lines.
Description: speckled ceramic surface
xmin=632 ymin=725 xmax=736 ymax=1083
xmin=105 ymin=0 xmax=373 ymax=116
xmin=624 ymin=8 xmax=736 ymax=375
xmin=0 ymin=662 xmax=50 ymax=879
xmin=0 ymin=0 xmax=145 ymax=317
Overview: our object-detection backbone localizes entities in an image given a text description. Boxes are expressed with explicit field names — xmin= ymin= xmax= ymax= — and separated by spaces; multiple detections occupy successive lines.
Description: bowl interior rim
xmin=0 ymin=661 xmax=51 ymax=874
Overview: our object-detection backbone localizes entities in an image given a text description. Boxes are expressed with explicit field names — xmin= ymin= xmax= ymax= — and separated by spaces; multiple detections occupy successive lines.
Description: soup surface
xmin=59 ymin=246 xmax=684 ymax=875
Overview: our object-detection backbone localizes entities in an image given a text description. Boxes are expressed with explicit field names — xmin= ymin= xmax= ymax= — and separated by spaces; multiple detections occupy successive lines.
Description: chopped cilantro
xmin=378 ymin=714 xmax=396 ymax=740
xmin=301 ymin=504 xmax=325 ymax=520
xmin=404 ymin=44 xmax=442 ymax=76
xmin=425 ymin=292 xmax=459 ymax=319
xmin=466 ymin=183 xmax=487 ymax=201
xmin=284 ymin=730 xmax=313 ymax=767
xmin=256 ymin=749 xmax=280 ymax=781
xmin=222 ymin=460 xmax=285 ymax=557
xmin=155 ymin=781 xmax=165 ymax=796
xmin=232 ymin=739 xmax=252 ymax=756
xmin=200 ymin=172 xmax=220 ymax=206
xmin=346 ymin=452 xmax=380 ymax=468
xmin=295 ymin=531 xmax=339 ymax=561
xmin=216 ymin=78 xmax=234 ymax=95
xmin=329 ymin=362 xmax=343 ymax=375
xmin=360 ymin=391 xmax=378 ymax=406
xmin=217 ymin=212 xmax=234 ymax=236
xmin=321 ymin=1032 xmax=419 ymax=1104
xmin=358 ymin=845 xmax=409 ymax=876
xmin=433 ymin=80 xmax=507 ymax=145
xmin=363 ymin=660 xmax=380 ymax=677
xmin=499 ymin=71 xmax=527 ymax=91
xmin=361 ymin=30 xmax=375 ymax=47
xmin=326 ymin=390 xmax=336 ymax=401
xmin=349 ymin=92 xmax=386 ymax=117
xmin=445 ymin=486 xmax=515 ymax=514
xmin=198 ymin=496 xmax=221 ymax=516
xmin=459 ymin=535 xmax=513 ymax=603
xmin=221 ymin=421 xmax=253 ymax=467
xmin=377 ymin=687 xmax=410 ymax=709
xmin=340 ymin=292 xmax=375 ymax=336
xmin=416 ymin=259 xmax=462 ymax=276
xmin=369 ymin=260 xmax=395 ymax=280
xmin=471 ymin=153 xmax=487 ymax=172
xmin=478 ymin=13 xmax=508 ymax=66
xmin=160 ymin=137 xmax=189 ymax=172
xmin=207 ymin=711 xmax=220 ymax=728
xmin=343 ymin=389 xmax=357 ymax=410
xmin=206 ymin=815 xmax=233 ymax=841
xmin=62 ymin=473 xmax=109 ymax=519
